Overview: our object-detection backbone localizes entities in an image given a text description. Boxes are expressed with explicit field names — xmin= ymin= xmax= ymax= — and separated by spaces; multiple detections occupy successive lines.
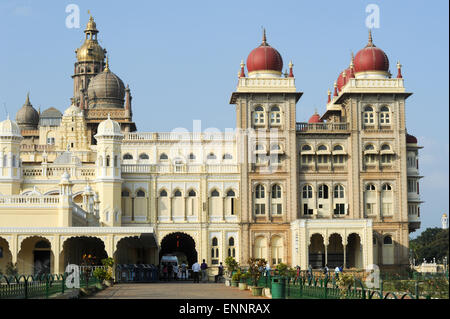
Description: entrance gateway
xmin=159 ymin=232 xmax=198 ymax=267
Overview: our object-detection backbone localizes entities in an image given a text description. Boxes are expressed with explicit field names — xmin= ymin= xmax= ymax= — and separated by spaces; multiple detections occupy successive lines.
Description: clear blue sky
xmin=0 ymin=0 xmax=448 ymax=236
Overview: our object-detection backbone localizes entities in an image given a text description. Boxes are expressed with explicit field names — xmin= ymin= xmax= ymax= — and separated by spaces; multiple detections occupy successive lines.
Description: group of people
xmin=160 ymin=259 xmax=224 ymax=283
xmin=160 ymin=262 xmax=189 ymax=281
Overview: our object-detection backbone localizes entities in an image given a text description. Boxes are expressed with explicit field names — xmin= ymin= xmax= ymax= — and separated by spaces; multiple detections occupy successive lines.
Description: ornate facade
xmin=0 ymin=18 xmax=422 ymax=275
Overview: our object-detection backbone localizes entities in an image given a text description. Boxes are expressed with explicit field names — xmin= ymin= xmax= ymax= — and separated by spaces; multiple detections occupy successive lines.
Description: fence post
xmin=46 ymin=275 xmax=49 ymax=299
xmin=415 ymin=281 xmax=419 ymax=299
xmin=24 ymin=277 xmax=28 ymax=299
xmin=62 ymin=273 xmax=65 ymax=294
xmin=379 ymin=279 xmax=383 ymax=299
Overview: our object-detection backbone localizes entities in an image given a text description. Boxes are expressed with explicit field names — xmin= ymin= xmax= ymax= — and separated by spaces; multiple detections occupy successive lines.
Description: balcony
xmin=296 ymin=122 xmax=349 ymax=133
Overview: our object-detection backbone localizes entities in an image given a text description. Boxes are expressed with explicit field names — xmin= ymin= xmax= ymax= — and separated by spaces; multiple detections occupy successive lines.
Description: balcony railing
xmin=0 ymin=195 xmax=60 ymax=206
xmin=121 ymin=164 xmax=239 ymax=174
xmin=296 ymin=122 xmax=349 ymax=132
xmin=123 ymin=132 xmax=236 ymax=142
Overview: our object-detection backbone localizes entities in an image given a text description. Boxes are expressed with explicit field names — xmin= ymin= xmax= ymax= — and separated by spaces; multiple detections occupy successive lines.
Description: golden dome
xmin=75 ymin=16 xmax=105 ymax=62
xmin=76 ymin=41 xmax=105 ymax=62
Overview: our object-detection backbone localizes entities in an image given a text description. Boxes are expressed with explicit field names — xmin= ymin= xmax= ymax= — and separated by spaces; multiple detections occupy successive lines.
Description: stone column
xmin=53 ymin=236 xmax=61 ymax=274
xmin=222 ymin=196 xmax=225 ymax=222
xmin=168 ymin=195 xmax=173 ymax=222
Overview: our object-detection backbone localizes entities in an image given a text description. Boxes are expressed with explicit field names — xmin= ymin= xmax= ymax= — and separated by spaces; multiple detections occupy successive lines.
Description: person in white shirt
xmin=192 ymin=261 xmax=201 ymax=283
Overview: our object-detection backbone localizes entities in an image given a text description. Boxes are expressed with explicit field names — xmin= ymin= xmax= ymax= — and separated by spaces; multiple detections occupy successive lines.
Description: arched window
xmin=114 ymin=156 xmax=118 ymax=167
xmin=317 ymin=145 xmax=327 ymax=151
xmin=302 ymin=185 xmax=313 ymax=198
xmin=333 ymin=145 xmax=343 ymax=151
xmin=334 ymin=184 xmax=345 ymax=198
xmin=159 ymin=190 xmax=167 ymax=197
xmin=363 ymin=106 xmax=374 ymax=124
xmin=227 ymin=190 xmax=235 ymax=197
xmin=174 ymin=190 xmax=182 ymax=197
xmin=188 ymin=153 xmax=196 ymax=160
xmin=211 ymin=237 xmax=219 ymax=264
xmin=318 ymin=184 xmax=329 ymax=199
xmin=35 ymin=240 xmax=50 ymax=249
xmin=302 ymin=144 xmax=312 ymax=151
xmin=383 ymin=236 xmax=392 ymax=245
xmin=121 ymin=190 xmax=130 ymax=197
xmin=271 ymin=236 xmax=283 ymax=265
xmin=188 ymin=190 xmax=196 ymax=197
xmin=365 ymin=144 xmax=375 ymax=151
xmin=365 ymin=184 xmax=377 ymax=216
xmin=228 ymin=237 xmax=236 ymax=258
xmin=382 ymin=235 xmax=394 ymax=265
xmin=380 ymin=106 xmax=390 ymax=125
xmin=136 ymin=190 xmax=146 ymax=197
xmin=381 ymin=184 xmax=393 ymax=216
xmin=255 ymin=185 xmax=265 ymax=199
xmin=255 ymin=185 xmax=265 ymax=215
xmin=106 ymin=155 xmax=110 ymax=167
xmin=271 ymin=144 xmax=281 ymax=151
xmin=271 ymin=184 xmax=282 ymax=215
xmin=254 ymin=106 xmax=265 ymax=125
xmin=207 ymin=153 xmax=216 ymax=160
xmin=226 ymin=190 xmax=236 ymax=215
xmin=223 ymin=153 xmax=233 ymax=160
xmin=211 ymin=189 xmax=220 ymax=197
xmin=139 ymin=153 xmax=149 ymax=160
xmin=123 ymin=153 xmax=133 ymax=160
xmin=270 ymin=106 xmax=281 ymax=124
xmin=254 ymin=237 xmax=267 ymax=260
xmin=160 ymin=153 xmax=168 ymax=160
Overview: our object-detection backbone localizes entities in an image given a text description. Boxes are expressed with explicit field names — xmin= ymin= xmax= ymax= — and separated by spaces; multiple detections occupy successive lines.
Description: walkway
xmin=88 ymin=282 xmax=268 ymax=299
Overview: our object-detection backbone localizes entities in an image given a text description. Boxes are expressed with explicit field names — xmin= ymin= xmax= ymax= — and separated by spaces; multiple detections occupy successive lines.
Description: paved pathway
xmin=88 ymin=282 xmax=269 ymax=299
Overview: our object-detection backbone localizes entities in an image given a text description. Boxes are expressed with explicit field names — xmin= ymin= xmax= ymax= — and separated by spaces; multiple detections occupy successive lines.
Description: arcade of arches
xmin=159 ymin=232 xmax=198 ymax=267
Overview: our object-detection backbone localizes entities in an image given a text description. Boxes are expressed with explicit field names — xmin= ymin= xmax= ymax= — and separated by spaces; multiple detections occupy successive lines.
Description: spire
xmin=349 ymin=52 xmax=355 ymax=78
xmin=342 ymin=70 xmax=347 ymax=85
xmin=261 ymin=28 xmax=268 ymax=46
xmin=239 ymin=60 xmax=245 ymax=78
xmin=104 ymin=55 xmax=110 ymax=72
xmin=396 ymin=61 xmax=403 ymax=79
xmin=366 ymin=29 xmax=375 ymax=47
xmin=333 ymin=82 xmax=338 ymax=97
xmin=327 ymin=89 xmax=331 ymax=104
xmin=25 ymin=92 xmax=31 ymax=106
xmin=288 ymin=61 xmax=294 ymax=77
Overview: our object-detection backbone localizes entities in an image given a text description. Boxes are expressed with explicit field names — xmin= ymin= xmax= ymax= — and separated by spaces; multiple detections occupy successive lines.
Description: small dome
xmin=41 ymin=107 xmax=62 ymax=118
xmin=60 ymin=171 xmax=71 ymax=183
xmin=406 ymin=134 xmax=418 ymax=144
xmin=96 ymin=114 xmax=122 ymax=137
xmin=87 ymin=62 xmax=125 ymax=109
xmin=354 ymin=31 xmax=389 ymax=77
xmin=0 ymin=116 xmax=22 ymax=137
xmin=246 ymin=30 xmax=283 ymax=77
xmin=15 ymin=93 xmax=39 ymax=130
xmin=63 ymin=104 xmax=83 ymax=117
xmin=336 ymin=68 xmax=352 ymax=91
xmin=308 ymin=112 xmax=322 ymax=123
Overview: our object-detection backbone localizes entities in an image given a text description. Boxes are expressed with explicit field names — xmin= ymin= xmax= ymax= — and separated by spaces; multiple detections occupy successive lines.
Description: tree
xmin=410 ymin=228 xmax=449 ymax=263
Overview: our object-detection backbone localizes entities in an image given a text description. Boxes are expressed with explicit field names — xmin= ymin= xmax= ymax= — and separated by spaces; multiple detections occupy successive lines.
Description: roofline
xmin=229 ymin=91 xmax=303 ymax=104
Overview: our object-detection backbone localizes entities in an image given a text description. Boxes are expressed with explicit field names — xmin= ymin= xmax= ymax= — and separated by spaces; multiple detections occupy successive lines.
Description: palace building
xmin=0 ymin=16 xmax=423 ymax=275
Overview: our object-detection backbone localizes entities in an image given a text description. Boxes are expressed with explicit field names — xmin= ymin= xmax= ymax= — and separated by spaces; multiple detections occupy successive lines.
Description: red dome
xmin=406 ymin=134 xmax=417 ymax=144
xmin=354 ymin=31 xmax=389 ymax=73
xmin=308 ymin=112 xmax=322 ymax=123
xmin=336 ymin=68 xmax=352 ymax=91
xmin=247 ymin=32 xmax=283 ymax=74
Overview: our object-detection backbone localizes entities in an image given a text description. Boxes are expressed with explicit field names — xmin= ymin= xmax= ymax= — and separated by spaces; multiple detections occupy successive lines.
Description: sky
xmin=0 ymin=0 xmax=448 ymax=237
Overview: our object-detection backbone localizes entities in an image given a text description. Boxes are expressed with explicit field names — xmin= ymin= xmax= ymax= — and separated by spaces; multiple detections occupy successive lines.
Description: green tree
xmin=410 ymin=228 xmax=449 ymax=262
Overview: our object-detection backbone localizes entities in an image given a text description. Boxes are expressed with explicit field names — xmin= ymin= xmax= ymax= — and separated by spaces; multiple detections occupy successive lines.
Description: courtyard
xmin=87 ymin=282 xmax=267 ymax=299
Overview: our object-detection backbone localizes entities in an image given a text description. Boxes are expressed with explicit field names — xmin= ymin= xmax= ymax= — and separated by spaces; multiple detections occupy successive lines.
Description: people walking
xmin=200 ymin=259 xmax=208 ymax=283
xmin=173 ymin=264 xmax=179 ymax=281
xmin=265 ymin=263 xmax=271 ymax=277
xmin=181 ymin=262 xmax=187 ymax=280
xmin=162 ymin=263 xmax=168 ymax=282
xmin=167 ymin=263 xmax=173 ymax=281
xmin=215 ymin=262 xmax=224 ymax=283
xmin=192 ymin=261 xmax=201 ymax=283
xmin=334 ymin=266 xmax=340 ymax=280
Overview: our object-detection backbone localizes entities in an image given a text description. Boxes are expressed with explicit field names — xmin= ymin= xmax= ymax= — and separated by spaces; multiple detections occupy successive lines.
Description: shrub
xmin=225 ymin=257 xmax=239 ymax=275
xmin=93 ymin=267 xmax=111 ymax=282
xmin=231 ymin=270 xmax=241 ymax=282
xmin=247 ymin=258 xmax=267 ymax=287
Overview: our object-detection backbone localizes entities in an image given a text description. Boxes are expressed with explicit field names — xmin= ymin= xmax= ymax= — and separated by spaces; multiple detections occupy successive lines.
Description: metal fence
xmin=0 ymin=273 xmax=99 ymax=299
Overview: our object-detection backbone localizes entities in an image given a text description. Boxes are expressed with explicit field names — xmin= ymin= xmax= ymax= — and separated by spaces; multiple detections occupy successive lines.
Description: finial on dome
xmin=25 ymin=92 xmax=31 ymax=106
xmin=262 ymin=28 xmax=268 ymax=46
xmin=327 ymin=89 xmax=331 ymax=104
xmin=288 ymin=61 xmax=294 ymax=77
xmin=104 ymin=56 xmax=110 ymax=72
xmin=396 ymin=61 xmax=403 ymax=78
xmin=367 ymin=29 xmax=375 ymax=47
xmin=333 ymin=81 xmax=338 ymax=97
xmin=239 ymin=60 xmax=245 ymax=78
xmin=107 ymin=113 xmax=111 ymax=120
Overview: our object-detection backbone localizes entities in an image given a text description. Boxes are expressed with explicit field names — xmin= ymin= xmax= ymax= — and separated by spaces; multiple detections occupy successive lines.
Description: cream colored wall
xmin=0 ymin=208 xmax=59 ymax=227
